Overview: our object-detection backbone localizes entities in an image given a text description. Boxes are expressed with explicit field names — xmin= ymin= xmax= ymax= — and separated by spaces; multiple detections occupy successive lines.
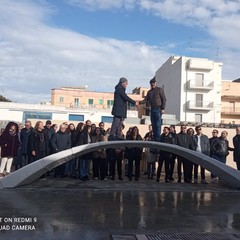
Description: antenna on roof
xmin=188 ymin=37 xmax=192 ymax=57
xmin=216 ymin=48 xmax=219 ymax=62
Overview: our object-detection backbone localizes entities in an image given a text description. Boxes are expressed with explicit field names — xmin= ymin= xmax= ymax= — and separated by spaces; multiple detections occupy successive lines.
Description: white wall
xmin=155 ymin=56 xmax=182 ymax=121
xmin=156 ymin=56 xmax=222 ymax=123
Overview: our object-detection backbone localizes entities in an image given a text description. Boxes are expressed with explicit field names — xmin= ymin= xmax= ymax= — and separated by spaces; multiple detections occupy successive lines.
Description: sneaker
xmin=111 ymin=176 xmax=115 ymax=180
xmin=201 ymin=179 xmax=208 ymax=184
xmin=104 ymin=177 xmax=108 ymax=181
xmin=118 ymin=176 xmax=123 ymax=180
xmin=94 ymin=177 xmax=98 ymax=180
xmin=165 ymin=179 xmax=169 ymax=183
xmin=177 ymin=179 xmax=181 ymax=183
xmin=0 ymin=173 xmax=4 ymax=178
xmin=169 ymin=177 xmax=174 ymax=182
xmin=194 ymin=178 xmax=198 ymax=184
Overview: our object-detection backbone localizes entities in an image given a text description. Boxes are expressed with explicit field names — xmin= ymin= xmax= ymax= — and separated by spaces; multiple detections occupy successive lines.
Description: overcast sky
xmin=1 ymin=0 xmax=240 ymax=103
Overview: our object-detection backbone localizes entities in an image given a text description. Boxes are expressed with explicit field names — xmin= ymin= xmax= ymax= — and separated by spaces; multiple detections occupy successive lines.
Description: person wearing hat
xmin=140 ymin=77 xmax=166 ymax=141
xmin=109 ymin=77 xmax=137 ymax=140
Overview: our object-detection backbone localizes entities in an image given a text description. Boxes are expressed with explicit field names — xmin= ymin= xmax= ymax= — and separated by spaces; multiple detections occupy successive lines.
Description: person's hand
xmin=32 ymin=151 xmax=36 ymax=156
xmin=161 ymin=109 xmax=165 ymax=114
xmin=135 ymin=102 xmax=139 ymax=106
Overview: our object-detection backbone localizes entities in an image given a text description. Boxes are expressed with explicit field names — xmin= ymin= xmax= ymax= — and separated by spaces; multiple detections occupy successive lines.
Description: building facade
xmin=155 ymin=56 xmax=222 ymax=124
xmin=51 ymin=86 xmax=149 ymax=117
xmin=221 ymin=80 xmax=240 ymax=124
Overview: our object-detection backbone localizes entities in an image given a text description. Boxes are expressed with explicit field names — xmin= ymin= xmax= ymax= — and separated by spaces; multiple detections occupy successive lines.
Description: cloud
xmin=65 ymin=0 xmax=137 ymax=10
xmin=0 ymin=0 xmax=169 ymax=103
xmin=65 ymin=0 xmax=240 ymax=79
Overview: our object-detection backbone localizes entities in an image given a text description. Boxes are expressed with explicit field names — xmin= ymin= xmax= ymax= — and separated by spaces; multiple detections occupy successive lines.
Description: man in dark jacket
xmin=192 ymin=126 xmax=210 ymax=184
xmin=140 ymin=77 xmax=166 ymax=141
xmin=176 ymin=125 xmax=194 ymax=183
xmin=233 ymin=127 xmax=240 ymax=170
xmin=51 ymin=124 xmax=71 ymax=177
xmin=211 ymin=131 xmax=233 ymax=164
xmin=110 ymin=77 xmax=136 ymax=140
xmin=20 ymin=120 xmax=33 ymax=166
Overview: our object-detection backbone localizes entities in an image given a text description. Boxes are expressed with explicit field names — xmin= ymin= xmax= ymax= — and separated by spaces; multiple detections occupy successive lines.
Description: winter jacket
xmin=111 ymin=82 xmax=136 ymax=118
xmin=209 ymin=136 xmax=218 ymax=157
xmin=20 ymin=127 xmax=33 ymax=155
xmin=51 ymin=131 xmax=71 ymax=153
xmin=159 ymin=133 xmax=177 ymax=157
xmin=125 ymin=134 xmax=143 ymax=161
xmin=176 ymin=132 xmax=194 ymax=150
xmin=29 ymin=130 xmax=50 ymax=161
xmin=211 ymin=137 xmax=233 ymax=157
xmin=91 ymin=135 xmax=107 ymax=159
xmin=233 ymin=134 xmax=240 ymax=162
xmin=142 ymin=86 xmax=166 ymax=110
xmin=78 ymin=131 xmax=92 ymax=159
xmin=192 ymin=134 xmax=210 ymax=156
xmin=0 ymin=122 xmax=20 ymax=158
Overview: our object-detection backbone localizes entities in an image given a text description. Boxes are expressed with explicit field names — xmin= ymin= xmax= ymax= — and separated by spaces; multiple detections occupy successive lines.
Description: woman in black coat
xmin=0 ymin=122 xmax=20 ymax=178
xmin=126 ymin=126 xmax=143 ymax=181
xmin=29 ymin=121 xmax=49 ymax=162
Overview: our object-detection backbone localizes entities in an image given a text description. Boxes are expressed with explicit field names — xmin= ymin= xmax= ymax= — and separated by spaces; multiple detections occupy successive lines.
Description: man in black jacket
xmin=176 ymin=125 xmax=194 ymax=183
xmin=233 ymin=127 xmax=240 ymax=171
xmin=109 ymin=77 xmax=136 ymax=140
xmin=140 ymin=77 xmax=166 ymax=141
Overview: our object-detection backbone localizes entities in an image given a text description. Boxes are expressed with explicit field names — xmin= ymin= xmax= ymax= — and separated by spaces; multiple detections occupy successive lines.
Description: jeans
xmin=150 ymin=108 xmax=162 ymax=141
xmin=110 ymin=116 xmax=124 ymax=139
xmin=79 ymin=159 xmax=90 ymax=178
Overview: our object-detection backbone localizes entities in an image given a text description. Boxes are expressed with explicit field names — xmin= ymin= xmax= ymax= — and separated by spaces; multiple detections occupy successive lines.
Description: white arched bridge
xmin=0 ymin=141 xmax=240 ymax=189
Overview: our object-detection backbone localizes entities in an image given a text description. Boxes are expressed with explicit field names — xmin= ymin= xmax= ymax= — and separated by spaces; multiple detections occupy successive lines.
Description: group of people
xmin=0 ymin=77 xmax=240 ymax=183
xmin=0 ymin=118 xmax=240 ymax=184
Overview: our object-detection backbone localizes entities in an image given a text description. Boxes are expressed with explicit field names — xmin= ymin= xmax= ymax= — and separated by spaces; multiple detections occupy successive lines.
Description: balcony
xmin=186 ymin=101 xmax=214 ymax=111
xmin=222 ymin=107 xmax=240 ymax=116
xmin=186 ymin=59 xmax=214 ymax=71
xmin=187 ymin=80 xmax=214 ymax=90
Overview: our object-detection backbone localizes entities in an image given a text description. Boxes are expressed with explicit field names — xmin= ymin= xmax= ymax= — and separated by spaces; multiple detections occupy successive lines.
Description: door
xmin=196 ymin=94 xmax=203 ymax=107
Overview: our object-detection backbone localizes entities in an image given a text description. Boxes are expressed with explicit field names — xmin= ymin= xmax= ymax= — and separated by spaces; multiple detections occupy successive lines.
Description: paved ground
xmin=0 ymin=175 xmax=240 ymax=240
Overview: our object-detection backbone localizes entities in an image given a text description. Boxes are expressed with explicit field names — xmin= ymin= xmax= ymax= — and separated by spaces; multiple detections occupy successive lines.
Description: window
xmin=196 ymin=94 xmax=203 ymax=107
xmin=23 ymin=112 xmax=52 ymax=121
xmin=88 ymin=99 xmax=94 ymax=105
xmin=107 ymin=100 xmax=114 ymax=106
xmin=101 ymin=116 xmax=113 ymax=123
xmin=69 ymin=114 xmax=84 ymax=121
xmin=195 ymin=73 xmax=204 ymax=86
xmin=195 ymin=114 xmax=202 ymax=123
xmin=99 ymin=99 xmax=103 ymax=105
xmin=59 ymin=97 xmax=64 ymax=103
xmin=74 ymin=98 xmax=79 ymax=107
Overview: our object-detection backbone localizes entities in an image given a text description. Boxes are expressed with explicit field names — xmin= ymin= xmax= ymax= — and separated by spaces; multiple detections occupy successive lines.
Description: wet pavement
xmin=0 ymin=176 xmax=240 ymax=240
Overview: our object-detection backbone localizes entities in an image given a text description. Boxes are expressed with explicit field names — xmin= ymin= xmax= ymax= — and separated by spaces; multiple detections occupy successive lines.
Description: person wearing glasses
xmin=140 ymin=77 xmax=166 ymax=141
xmin=176 ymin=124 xmax=194 ymax=183
xmin=192 ymin=126 xmax=210 ymax=184
xmin=211 ymin=131 xmax=234 ymax=181
xmin=209 ymin=129 xmax=219 ymax=181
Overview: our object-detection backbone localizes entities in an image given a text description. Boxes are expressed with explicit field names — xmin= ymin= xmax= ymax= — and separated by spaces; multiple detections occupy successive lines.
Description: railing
xmin=222 ymin=107 xmax=240 ymax=115
xmin=187 ymin=101 xmax=214 ymax=110
xmin=187 ymin=80 xmax=214 ymax=90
